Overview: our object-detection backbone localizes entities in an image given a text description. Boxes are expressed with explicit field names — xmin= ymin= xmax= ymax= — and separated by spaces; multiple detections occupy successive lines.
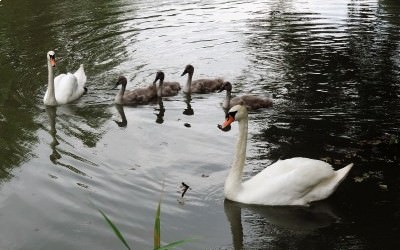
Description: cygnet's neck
xmin=183 ymin=72 xmax=192 ymax=94
xmin=224 ymin=89 xmax=232 ymax=109
xmin=157 ymin=80 xmax=163 ymax=97
xmin=45 ymin=61 xmax=57 ymax=106
xmin=115 ymin=84 xmax=126 ymax=104
xmin=224 ymin=116 xmax=248 ymax=199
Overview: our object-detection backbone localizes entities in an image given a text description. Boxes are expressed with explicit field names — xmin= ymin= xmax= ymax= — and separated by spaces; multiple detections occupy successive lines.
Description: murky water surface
xmin=1 ymin=0 xmax=400 ymax=249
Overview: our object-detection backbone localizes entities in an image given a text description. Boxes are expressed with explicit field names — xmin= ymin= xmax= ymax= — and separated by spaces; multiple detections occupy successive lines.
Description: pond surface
xmin=1 ymin=0 xmax=400 ymax=249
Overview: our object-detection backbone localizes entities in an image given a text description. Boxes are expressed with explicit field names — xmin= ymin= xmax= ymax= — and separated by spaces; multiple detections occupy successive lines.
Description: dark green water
xmin=0 ymin=0 xmax=399 ymax=249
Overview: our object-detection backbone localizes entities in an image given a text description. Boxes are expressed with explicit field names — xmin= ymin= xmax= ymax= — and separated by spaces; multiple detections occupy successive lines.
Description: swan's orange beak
xmin=218 ymin=115 xmax=234 ymax=132
xmin=50 ymin=58 xmax=56 ymax=67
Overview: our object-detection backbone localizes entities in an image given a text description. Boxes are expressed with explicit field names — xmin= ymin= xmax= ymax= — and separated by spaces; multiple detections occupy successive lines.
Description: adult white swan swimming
xmin=43 ymin=51 xmax=87 ymax=106
xmin=218 ymin=104 xmax=353 ymax=206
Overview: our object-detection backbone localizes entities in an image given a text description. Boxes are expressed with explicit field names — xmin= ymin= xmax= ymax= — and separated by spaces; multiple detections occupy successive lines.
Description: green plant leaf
xmin=157 ymin=238 xmax=196 ymax=250
xmin=154 ymin=200 xmax=161 ymax=249
xmin=98 ymin=209 xmax=132 ymax=250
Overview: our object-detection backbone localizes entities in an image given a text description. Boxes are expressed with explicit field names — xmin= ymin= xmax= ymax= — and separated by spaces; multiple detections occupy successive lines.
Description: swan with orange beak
xmin=217 ymin=104 xmax=353 ymax=206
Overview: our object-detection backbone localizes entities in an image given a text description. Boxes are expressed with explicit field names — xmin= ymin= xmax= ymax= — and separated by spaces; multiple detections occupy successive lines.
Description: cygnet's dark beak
xmin=181 ymin=69 xmax=188 ymax=76
xmin=153 ymin=74 xmax=160 ymax=84
xmin=112 ymin=82 xmax=119 ymax=90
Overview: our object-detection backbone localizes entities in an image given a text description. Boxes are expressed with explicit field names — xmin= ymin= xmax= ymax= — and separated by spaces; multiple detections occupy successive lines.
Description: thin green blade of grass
xmin=157 ymin=238 xmax=196 ymax=250
xmin=98 ymin=209 xmax=132 ymax=250
xmin=154 ymin=200 xmax=161 ymax=249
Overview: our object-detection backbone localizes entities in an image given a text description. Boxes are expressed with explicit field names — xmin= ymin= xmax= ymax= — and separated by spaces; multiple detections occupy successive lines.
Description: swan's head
xmin=218 ymin=81 xmax=232 ymax=93
xmin=218 ymin=104 xmax=247 ymax=132
xmin=153 ymin=71 xmax=165 ymax=84
xmin=181 ymin=64 xmax=194 ymax=76
xmin=115 ymin=76 xmax=127 ymax=88
xmin=47 ymin=51 xmax=56 ymax=67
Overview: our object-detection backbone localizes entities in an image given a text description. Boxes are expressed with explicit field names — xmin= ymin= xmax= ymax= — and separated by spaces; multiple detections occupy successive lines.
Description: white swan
xmin=218 ymin=104 xmax=353 ymax=206
xmin=219 ymin=81 xmax=273 ymax=111
xmin=43 ymin=51 xmax=87 ymax=106
xmin=181 ymin=64 xmax=224 ymax=94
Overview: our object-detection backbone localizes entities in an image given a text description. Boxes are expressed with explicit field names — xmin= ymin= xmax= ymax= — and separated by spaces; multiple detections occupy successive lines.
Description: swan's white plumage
xmin=51 ymin=65 xmax=86 ymax=104
xmin=220 ymin=105 xmax=353 ymax=206
xmin=43 ymin=51 xmax=86 ymax=105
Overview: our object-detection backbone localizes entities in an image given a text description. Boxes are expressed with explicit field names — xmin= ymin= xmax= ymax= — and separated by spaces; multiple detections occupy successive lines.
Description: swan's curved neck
xmin=225 ymin=116 xmax=248 ymax=198
xmin=183 ymin=73 xmax=192 ymax=94
xmin=45 ymin=61 xmax=57 ymax=106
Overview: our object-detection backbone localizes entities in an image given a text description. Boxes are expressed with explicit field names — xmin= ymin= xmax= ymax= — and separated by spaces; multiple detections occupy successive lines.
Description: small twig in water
xmin=181 ymin=182 xmax=190 ymax=198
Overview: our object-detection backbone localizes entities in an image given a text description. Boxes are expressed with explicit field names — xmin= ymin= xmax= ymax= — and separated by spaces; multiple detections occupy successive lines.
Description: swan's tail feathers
xmin=310 ymin=163 xmax=353 ymax=202
xmin=328 ymin=163 xmax=353 ymax=194
xmin=74 ymin=64 xmax=87 ymax=87
xmin=335 ymin=163 xmax=353 ymax=184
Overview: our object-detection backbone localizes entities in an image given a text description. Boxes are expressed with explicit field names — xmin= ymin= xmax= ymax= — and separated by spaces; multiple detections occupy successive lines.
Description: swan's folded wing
xmin=242 ymin=158 xmax=335 ymax=205
xmin=54 ymin=73 xmax=78 ymax=104
xmin=73 ymin=64 xmax=87 ymax=87
xmin=54 ymin=73 xmax=67 ymax=84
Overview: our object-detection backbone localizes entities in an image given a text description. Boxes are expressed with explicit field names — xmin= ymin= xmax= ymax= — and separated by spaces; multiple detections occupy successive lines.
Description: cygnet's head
xmin=218 ymin=81 xmax=233 ymax=93
xmin=153 ymin=71 xmax=165 ymax=84
xmin=115 ymin=76 xmax=127 ymax=88
xmin=47 ymin=51 xmax=56 ymax=67
xmin=218 ymin=104 xmax=247 ymax=132
xmin=181 ymin=64 xmax=194 ymax=76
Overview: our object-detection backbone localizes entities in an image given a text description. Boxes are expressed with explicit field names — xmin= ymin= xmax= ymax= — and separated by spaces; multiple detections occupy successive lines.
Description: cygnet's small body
xmin=114 ymin=72 xmax=166 ymax=105
xmin=181 ymin=64 xmax=224 ymax=94
xmin=219 ymin=81 xmax=273 ymax=111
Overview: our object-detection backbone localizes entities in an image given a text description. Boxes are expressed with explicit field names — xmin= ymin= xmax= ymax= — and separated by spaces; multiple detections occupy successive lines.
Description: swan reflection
xmin=45 ymin=106 xmax=93 ymax=176
xmin=114 ymin=104 xmax=127 ymax=127
xmin=154 ymin=98 xmax=165 ymax=124
xmin=183 ymin=93 xmax=194 ymax=116
xmin=46 ymin=106 xmax=61 ymax=163
xmin=224 ymin=200 xmax=339 ymax=249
